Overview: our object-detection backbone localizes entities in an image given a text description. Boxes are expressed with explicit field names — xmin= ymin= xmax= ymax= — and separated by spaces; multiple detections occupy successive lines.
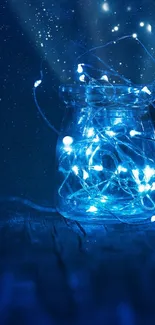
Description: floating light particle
xmin=114 ymin=26 xmax=119 ymax=31
xmin=132 ymin=33 xmax=137 ymax=38
xmin=127 ymin=6 xmax=132 ymax=11
xmin=147 ymin=24 xmax=152 ymax=33
xmin=102 ymin=2 xmax=109 ymax=12
xmin=140 ymin=22 xmax=145 ymax=27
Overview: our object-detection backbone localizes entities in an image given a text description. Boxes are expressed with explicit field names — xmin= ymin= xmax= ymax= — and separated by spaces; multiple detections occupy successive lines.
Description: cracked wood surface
xmin=0 ymin=204 xmax=155 ymax=325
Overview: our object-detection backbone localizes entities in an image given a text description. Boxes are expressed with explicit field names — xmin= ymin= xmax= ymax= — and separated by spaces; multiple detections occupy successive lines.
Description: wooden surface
xmin=0 ymin=204 xmax=155 ymax=325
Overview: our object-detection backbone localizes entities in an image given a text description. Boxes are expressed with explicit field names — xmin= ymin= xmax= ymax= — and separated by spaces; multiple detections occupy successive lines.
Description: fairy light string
xmin=56 ymin=34 xmax=155 ymax=223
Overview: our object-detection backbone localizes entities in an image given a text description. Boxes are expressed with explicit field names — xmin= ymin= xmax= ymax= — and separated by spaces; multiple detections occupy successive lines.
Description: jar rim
xmin=59 ymin=84 xmax=154 ymax=109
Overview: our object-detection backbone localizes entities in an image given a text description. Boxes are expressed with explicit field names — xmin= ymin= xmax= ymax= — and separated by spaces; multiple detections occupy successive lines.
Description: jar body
xmin=56 ymin=85 xmax=155 ymax=223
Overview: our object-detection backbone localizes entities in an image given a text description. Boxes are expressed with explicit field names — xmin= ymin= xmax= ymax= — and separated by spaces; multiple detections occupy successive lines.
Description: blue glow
xmin=56 ymin=35 xmax=155 ymax=223
xmin=31 ymin=35 xmax=155 ymax=224
xmin=56 ymin=83 xmax=155 ymax=223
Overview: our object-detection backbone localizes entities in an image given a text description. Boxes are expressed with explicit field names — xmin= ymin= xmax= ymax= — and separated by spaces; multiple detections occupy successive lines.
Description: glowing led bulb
xmin=93 ymin=165 xmax=103 ymax=171
xmin=102 ymin=2 xmax=109 ymax=12
xmin=117 ymin=165 xmax=128 ymax=173
xmin=105 ymin=130 xmax=116 ymax=137
xmin=100 ymin=74 xmax=109 ymax=82
xmin=86 ymin=147 xmax=92 ymax=156
xmin=147 ymin=24 xmax=152 ymax=33
xmin=87 ymin=128 xmax=95 ymax=137
xmin=77 ymin=63 xmax=84 ymax=74
xmin=79 ymin=74 xmax=85 ymax=82
xmin=86 ymin=206 xmax=97 ymax=212
xmin=130 ymin=130 xmax=141 ymax=137
xmin=101 ymin=196 xmax=108 ymax=202
xmin=34 ymin=79 xmax=42 ymax=88
xmin=132 ymin=169 xmax=140 ymax=184
xmin=140 ymin=22 xmax=145 ymax=27
xmin=151 ymin=215 xmax=155 ymax=222
xmin=138 ymin=184 xmax=146 ymax=192
xmin=143 ymin=165 xmax=155 ymax=182
xmin=145 ymin=184 xmax=151 ymax=191
xmin=72 ymin=165 xmax=78 ymax=175
xmin=63 ymin=136 xmax=73 ymax=146
xmin=132 ymin=33 xmax=137 ymax=39
xmin=83 ymin=170 xmax=89 ymax=180
xmin=151 ymin=183 xmax=155 ymax=191
xmin=93 ymin=135 xmax=100 ymax=142
xmin=142 ymin=86 xmax=151 ymax=95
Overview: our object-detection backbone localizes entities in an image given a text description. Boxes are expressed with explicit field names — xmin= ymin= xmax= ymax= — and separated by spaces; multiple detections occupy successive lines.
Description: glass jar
xmin=56 ymin=84 xmax=155 ymax=223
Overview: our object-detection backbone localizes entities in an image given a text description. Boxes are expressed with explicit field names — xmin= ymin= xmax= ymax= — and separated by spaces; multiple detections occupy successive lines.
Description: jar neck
xmin=60 ymin=85 xmax=153 ymax=115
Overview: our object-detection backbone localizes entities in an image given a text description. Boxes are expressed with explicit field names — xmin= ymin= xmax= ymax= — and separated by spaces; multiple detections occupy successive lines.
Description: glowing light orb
xmin=140 ymin=22 xmax=145 ymax=27
xmin=151 ymin=215 xmax=155 ymax=222
xmin=77 ymin=63 xmax=84 ymax=74
xmin=147 ymin=24 xmax=152 ymax=33
xmin=132 ymin=33 xmax=137 ymax=38
xmin=62 ymin=136 xmax=73 ymax=146
xmin=34 ymin=79 xmax=42 ymax=88
xmin=102 ymin=2 xmax=109 ymax=12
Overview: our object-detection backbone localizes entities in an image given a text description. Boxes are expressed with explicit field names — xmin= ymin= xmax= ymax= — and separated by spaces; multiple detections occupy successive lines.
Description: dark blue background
xmin=1 ymin=0 xmax=155 ymax=208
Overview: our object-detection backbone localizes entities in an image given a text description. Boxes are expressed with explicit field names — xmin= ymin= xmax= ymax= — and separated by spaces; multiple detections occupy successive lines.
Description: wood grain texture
xmin=0 ymin=204 xmax=155 ymax=325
